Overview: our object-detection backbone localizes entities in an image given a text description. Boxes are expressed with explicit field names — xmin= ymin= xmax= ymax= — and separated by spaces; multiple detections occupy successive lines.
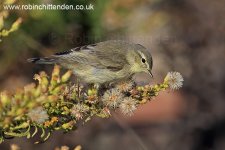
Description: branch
xmin=0 ymin=65 xmax=183 ymax=143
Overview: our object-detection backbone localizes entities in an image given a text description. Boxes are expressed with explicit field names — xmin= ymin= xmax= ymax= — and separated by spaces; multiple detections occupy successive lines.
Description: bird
xmin=28 ymin=40 xmax=153 ymax=86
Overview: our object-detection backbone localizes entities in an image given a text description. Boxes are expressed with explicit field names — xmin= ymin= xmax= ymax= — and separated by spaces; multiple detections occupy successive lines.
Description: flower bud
xmin=61 ymin=70 xmax=72 ymax=82
xmin=0 ymin=91 xmax=11 ymax=107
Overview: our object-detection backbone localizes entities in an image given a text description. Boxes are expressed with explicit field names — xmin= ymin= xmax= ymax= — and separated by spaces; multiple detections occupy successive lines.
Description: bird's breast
xmin=72 ymin=66 xmax=132 ymax=84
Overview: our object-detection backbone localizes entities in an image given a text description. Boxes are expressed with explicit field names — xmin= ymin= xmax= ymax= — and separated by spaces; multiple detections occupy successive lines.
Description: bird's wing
xmin=53 ymin=41 xmax=129 ymax=71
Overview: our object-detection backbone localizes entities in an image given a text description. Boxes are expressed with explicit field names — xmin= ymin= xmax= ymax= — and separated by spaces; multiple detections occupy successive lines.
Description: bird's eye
xmin=142 ymin=58 xmax=146 ymax=63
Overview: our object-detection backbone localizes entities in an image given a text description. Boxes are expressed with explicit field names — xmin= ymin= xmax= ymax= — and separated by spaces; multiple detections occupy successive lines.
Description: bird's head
xmin=127 ymin=44 xmax=153 ymax=77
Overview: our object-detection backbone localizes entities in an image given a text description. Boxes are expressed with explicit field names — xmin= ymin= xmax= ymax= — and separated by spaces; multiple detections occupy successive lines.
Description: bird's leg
xmin=94 ymin=84 xmax=105 ymax=96
xmin=90 ymin=83 xmax=106 ymax=96
xmin=88 ymin=83 xmax=111 ymax=96
xmin=108 ymin=82 xmax=115 ymax=89
xmin=97 ymin=83 xmax=114 ymax=96
xmin=93 ymin=83 xmax=100 ymax=90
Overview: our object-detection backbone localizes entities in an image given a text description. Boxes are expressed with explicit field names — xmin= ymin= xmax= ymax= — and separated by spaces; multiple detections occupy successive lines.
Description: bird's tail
xmin=27 ymin=57 xmax=57 ymax=64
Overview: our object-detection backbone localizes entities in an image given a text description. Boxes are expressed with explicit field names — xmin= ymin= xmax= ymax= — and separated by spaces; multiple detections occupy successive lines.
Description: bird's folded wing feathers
xmin=53 ymin=41 xmax=128 ymax=71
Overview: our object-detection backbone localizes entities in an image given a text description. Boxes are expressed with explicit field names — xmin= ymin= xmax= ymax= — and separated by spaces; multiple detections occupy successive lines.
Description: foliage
xmin=0 ymin=0 xmax=22 ymax=42
xmin=0 ymin=65 xmax=183 ymax=143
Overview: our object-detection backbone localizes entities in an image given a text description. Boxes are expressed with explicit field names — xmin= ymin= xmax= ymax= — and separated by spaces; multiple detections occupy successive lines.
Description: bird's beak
xmin=148 ymin=70 xmax=153 ymax=78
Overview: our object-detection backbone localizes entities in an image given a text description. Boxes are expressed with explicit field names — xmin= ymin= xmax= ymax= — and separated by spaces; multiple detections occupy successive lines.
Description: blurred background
xmin=1 ymin=0 xmax=225 ymax=149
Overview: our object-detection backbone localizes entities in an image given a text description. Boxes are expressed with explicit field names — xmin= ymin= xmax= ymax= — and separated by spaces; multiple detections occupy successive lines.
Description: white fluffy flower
xmin=116 ymin=81 xmax=134 ymax=92
xmin=119 ymin=97 xmax=137 ymax=116
xmin=71 ymin=103 xmax=89 ymax=120
xmin=165 ymin=72 xmax=184 ymax=90
xmin=27 ymin=106 xmax=49 ymax=124
xmin=102 ymin=88 xmax=124 ymax=108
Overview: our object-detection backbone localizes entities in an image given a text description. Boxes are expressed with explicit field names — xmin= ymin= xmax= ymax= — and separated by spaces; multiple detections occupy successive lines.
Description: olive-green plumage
xmin=28 ymin=40 xmax=153 ymax=85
